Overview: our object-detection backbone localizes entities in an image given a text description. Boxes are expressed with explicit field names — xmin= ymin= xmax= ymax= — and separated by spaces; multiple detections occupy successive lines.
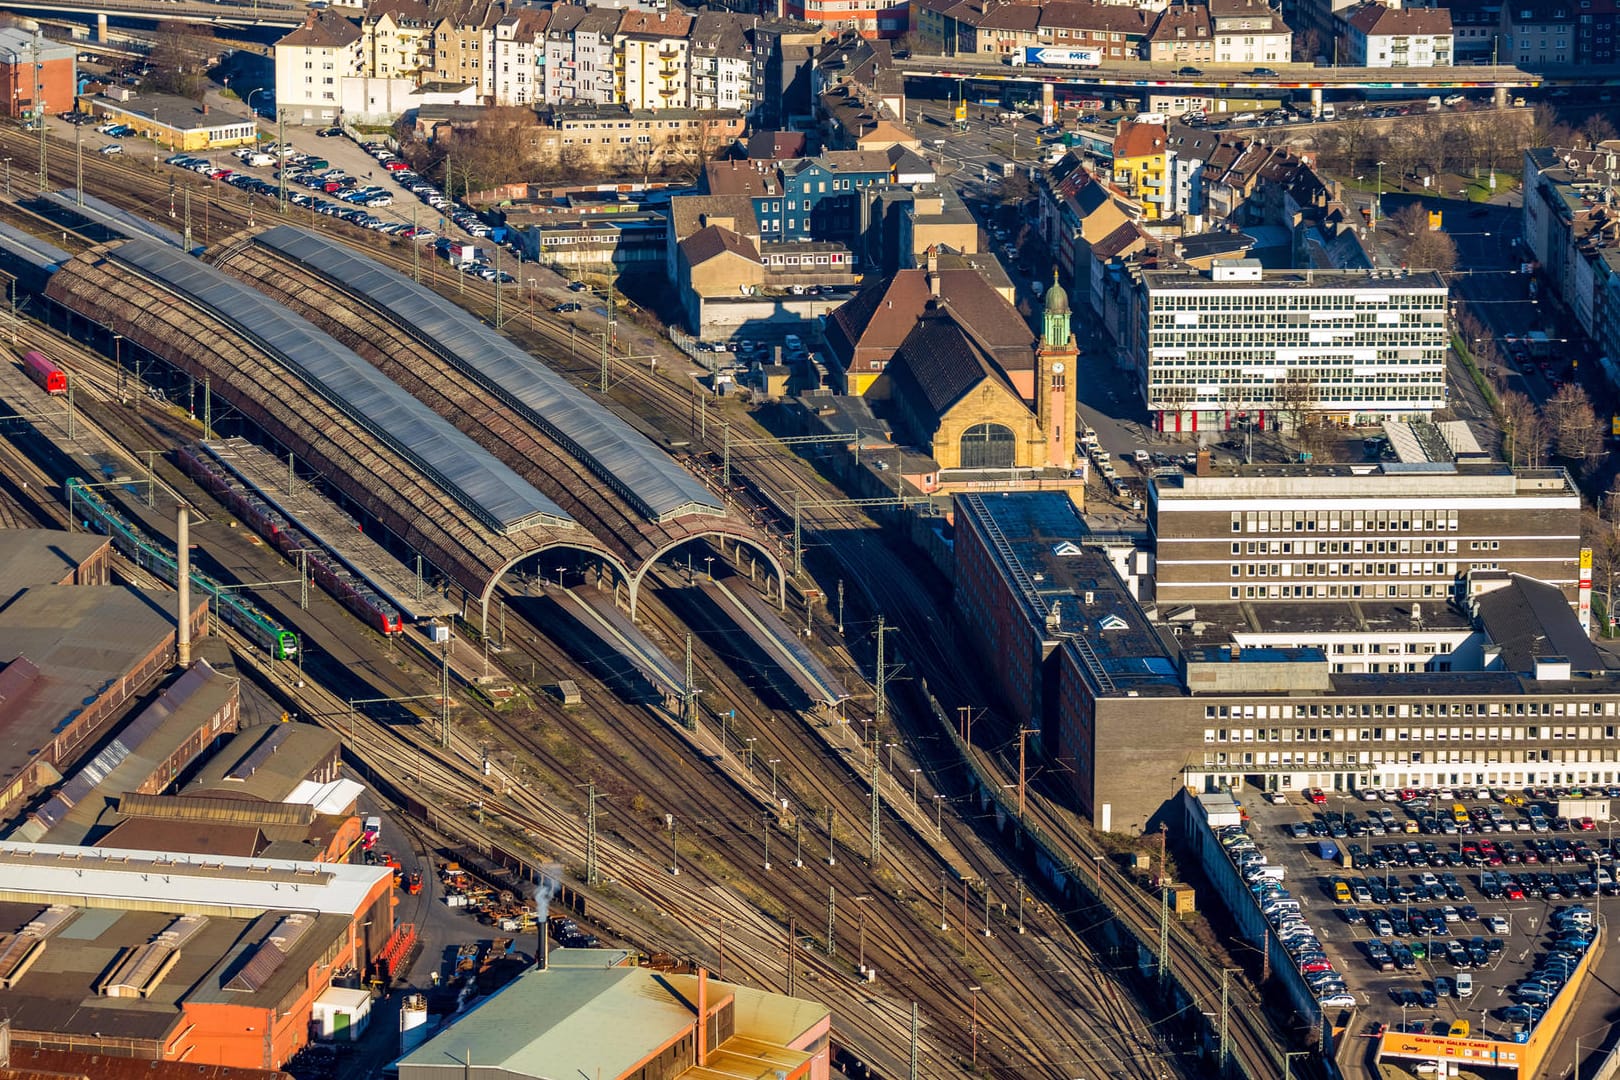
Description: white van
xmin=1318 ymin=103 xmax=1336 ymax=121
xmin=1456 ymin=972 xmax=1474 ymax=998
xmin=1426 ymin=95 xmax=1443 ymax=111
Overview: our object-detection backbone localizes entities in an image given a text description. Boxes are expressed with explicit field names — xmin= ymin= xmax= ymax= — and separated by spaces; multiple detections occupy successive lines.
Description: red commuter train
xmin=22 ymin=350 xmax=66 ymax=395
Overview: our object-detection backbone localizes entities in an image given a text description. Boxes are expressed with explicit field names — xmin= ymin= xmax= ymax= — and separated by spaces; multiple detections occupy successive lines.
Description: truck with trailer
xmin=1007 ymin=47 xmax=1102 ymax=68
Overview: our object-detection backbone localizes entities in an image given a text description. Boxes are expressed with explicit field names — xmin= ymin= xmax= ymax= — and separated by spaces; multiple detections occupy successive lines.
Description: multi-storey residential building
xmin=746 ymin=20 xmax=820 ymax=126
xmin=1111 ymin=121 xmax=1169 ymax=221
xmin=573 ymin=7 xmax=625 ymax=105
xmin=362 ymin=0 xmax=432 ymax=80
xmin=1521 ymin=144 xmax=1620 ymax=357
xmin=784 ymin=0 xmax=907 ymax=39
xmin=1499 ymin=0 xmax=1573 ymax=65
xmin=1209 ymin=0 xmax=1293 ymax=62
xmin=1135 ymin=260 xmax=1449 ymax=432
xmin=688 ymin=11 xmax=753 ymax=112
xmin=955 ymin=488 xmax=1604 ymax=834
xmin=542 ymin=4 xmax=589 ymax=103
xmin=701 ymin=152 xmax=892 ymax=242
xmin=429 ymin=4 xmax=500 ymax=100
xmin=1148 ymin=461 xmax=1582 ymax=605
xmin=1146 ymin=4 xmax=1215 ymax=63
xmin=618 ymin=10 xmax=693 ymax=110
xmin=274 ymin=10 xmax=365 ymax=124
xmin=491 ymin=8 xmax=547 ymax=106
xmin=1339 ymin=3 xmax=1454 ymax=65
xmin=1037 ymin=1 xmax=1156 ymax=59
xmin=1446 ymin=0 xmax=1504 ymax=62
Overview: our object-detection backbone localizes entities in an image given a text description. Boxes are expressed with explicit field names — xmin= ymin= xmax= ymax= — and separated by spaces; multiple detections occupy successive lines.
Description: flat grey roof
xmin=255 ymin=226 xmax=725 ymax=523
xmin=1141 ymin=267 xmax=1448 ymax=291
xmin=109 ymin=239 xmax=573 ymax=536
xmin=41 ymin=190 xmax=187 ymax=250
xmin=0 ymin=220 xmax=72 ymax=271
xmin=0 ymin=528 xmax=107 ymax=604
xmin=199 ymin=437 xmax=458 ymax=619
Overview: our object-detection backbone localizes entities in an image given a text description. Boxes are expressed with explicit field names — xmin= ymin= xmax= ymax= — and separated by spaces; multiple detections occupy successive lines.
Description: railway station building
xmin=0 ymin=842 xmax=395 ymax=1071
xmin=954 ymin=488 xmax=1620 ymax=834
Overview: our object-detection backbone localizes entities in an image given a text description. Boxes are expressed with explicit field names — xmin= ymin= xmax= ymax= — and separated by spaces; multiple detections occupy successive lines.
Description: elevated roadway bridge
xmin=0 ymin=0 xmax=303 ymax=31
xmin=891 ymin=55 xmax=1582 ymax=118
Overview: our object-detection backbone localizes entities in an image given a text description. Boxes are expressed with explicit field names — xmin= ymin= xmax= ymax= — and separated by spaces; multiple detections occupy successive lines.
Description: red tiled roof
xmin=1113 ymin=121 xmax=1167 ymax=159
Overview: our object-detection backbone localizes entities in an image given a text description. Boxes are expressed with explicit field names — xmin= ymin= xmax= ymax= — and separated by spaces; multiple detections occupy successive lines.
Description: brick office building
xmin=0 ymin=28 xmax=74 ymax=120
xmin=1148 ymin=460 xmax=1583 ymax=609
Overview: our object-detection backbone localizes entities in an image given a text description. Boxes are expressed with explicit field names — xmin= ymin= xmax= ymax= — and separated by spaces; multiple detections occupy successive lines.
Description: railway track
xmin=0 ymin=123 xmax=1297 ymax=1076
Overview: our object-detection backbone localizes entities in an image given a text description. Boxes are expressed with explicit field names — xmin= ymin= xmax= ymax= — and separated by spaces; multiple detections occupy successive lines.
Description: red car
xmin=1578 ymin=817 xmax=1596 ymax=831
xmin=1307 ymin=788 xmax=1328 ymax=805
xmin=385 ymin=159 xmax=410 ymax=171
xmin=1505 ymin=883 xmax=1525 ymax=900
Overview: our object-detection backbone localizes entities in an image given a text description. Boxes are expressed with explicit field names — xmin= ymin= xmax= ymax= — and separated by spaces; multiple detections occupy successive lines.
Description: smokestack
xmin=540 ymin=922 xmax=549 ymax=971
xmin=176 ymin=508 xmax=191 ymax=669
xmin=697 ymin=968 xmax=708 ymax=1067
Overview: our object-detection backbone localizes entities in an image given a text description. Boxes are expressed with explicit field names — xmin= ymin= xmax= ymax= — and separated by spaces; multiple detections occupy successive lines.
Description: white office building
xmin=1136 ymin=260 xmax=1450 ymax=433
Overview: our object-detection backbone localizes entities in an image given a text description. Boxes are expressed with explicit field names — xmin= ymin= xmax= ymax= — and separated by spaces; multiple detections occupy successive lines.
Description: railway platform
xmin=200 ymin=437 xmax=458 ymax=621
xmin=698 ymin=579 xmax=847 ymax=710
xmin=554 ymin=585 xmax=684 ymax=703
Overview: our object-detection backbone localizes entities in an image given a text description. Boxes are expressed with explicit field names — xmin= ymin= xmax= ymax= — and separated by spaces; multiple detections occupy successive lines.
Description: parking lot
xmin=1236 ymin=788 xmax=1611 ymax=1054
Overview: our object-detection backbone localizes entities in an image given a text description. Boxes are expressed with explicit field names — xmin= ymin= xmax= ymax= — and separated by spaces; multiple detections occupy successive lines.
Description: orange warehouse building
xmin=0 ymin=842 xmax=395 ymax=1071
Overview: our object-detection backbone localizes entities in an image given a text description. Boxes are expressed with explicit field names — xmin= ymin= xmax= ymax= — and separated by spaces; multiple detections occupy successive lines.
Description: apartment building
xmin=492 ymin=8 xmax=547 ymax=106
xmin=574 ymin=7 xmax=625 ymax=105
xmin=1146 ymin=4 xmax=1215 ymax=63
xmin=955 ymin=489 xmax=1606 ymax=835
xmin=361 ymin=0 xmax=433 ymax=79
xmin=688 ymin=11 xmax=753 ymax=112
xmin=784 ymin=0 xmax=908 ymax=39
xmin=618 ymin=10 xmax=693 ymax=110
xmin=428 ymin=5 xmax=500 ymax=99
xmin=543 ymin=4 xmax=589 ymax=103
xmin=701 ymin=152 xmax=892 ymax=242
xmin=1209 ymin=0 xmax=1293 ymax=61
xmin=1499 ymin=0 xmax=1573 ymax=64
xmin=274 ymin=10 xmax=366 ymax=124
xmin=1147 ymin=460 xmax=1582 ymax=605
xmin=1135 ymin=260 xmax=1449 ymax=433
xmin=1339 ymin=2 xmax=1454 ymax=66
xmin=1111 ymin=121 xmax=1170 ymax=221
xmin=1522 ymin=144 xmax=1620 ymax=350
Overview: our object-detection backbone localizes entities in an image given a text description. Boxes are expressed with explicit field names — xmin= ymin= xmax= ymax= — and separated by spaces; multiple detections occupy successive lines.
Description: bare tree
xmin=1545 ymin=382 xmax=1602 ymax=466
xmin=146 ymin=20 xmax=215 ymax=100
xmin=1273 ymin=369 xmax=1319 ymax=442
xmin=1583 ymin=114 xmax=1619 ymax=149
xmin=1293 ymin=27 xmax=1323 ymax=64
xmin=1382 ymin=125 xmax=1422 ymax=194
xmin=1389 ymin=202 xmax=1457 ymax=270
xmin=1497 ymin=388 xmax=1547 ymax=466
xmin=1299 ymin=415 xmax=1342 ymax=463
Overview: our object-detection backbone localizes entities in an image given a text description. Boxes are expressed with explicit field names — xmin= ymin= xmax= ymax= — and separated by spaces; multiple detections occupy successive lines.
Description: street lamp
xmin=704 ymin=555 xmax=714 ymax=581
xmin=968 ymin=985 xmax=982 ymax=1067
xmin=745 ymin=736 xmax=757 ymax=771
xmin=934 ymin=793 xmax=947 ymax=834
xmin=769 ymin=757 xmax=781 ymax=802
xmin=909 ymin=767 xmax=921 ymax=805
xmin=246 ymin=87 xmax=265 ymax=119
xmin=666 ymin=813 xmax=679 ymax=876
xmin=1374 ymin=160 xmax=1386 ymax=224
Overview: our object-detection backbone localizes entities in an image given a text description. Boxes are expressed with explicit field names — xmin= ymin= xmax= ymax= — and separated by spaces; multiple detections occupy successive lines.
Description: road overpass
xmin=891 ymin=55 xmax=1563 ymax=119
xmin=0 ymin=0 xmax=304 ymax=33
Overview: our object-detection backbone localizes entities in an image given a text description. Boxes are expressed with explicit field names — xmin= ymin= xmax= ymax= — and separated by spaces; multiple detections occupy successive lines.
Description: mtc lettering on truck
xmin=1008 ymin=47 xmax=1102 ymax=67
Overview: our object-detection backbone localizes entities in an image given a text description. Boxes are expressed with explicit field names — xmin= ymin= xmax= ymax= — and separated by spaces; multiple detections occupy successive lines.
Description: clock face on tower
xmin=1051 ymin=362 xmax=1065 ymax=374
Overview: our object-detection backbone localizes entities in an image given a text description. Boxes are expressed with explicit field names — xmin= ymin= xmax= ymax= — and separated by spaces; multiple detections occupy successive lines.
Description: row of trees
xmin=1315 ymin=105 xmax=1616 ymax=196
xmin=1457 ymin=311 xmax=1606 ymax=470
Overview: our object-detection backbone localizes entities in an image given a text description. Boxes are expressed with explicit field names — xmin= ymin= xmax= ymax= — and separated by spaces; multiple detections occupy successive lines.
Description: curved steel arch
xmin=631 ymin=528 xmax=789 ymax=617
xmin=479 ymin=540 xmax=637 ymax=637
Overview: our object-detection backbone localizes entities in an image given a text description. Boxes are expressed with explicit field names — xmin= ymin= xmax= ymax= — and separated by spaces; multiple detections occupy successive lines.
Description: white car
xmin=1319 ymin=993 xmax=1357 ymax=1008
xmin=98 ymin=143 xmax=123 ymax=156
